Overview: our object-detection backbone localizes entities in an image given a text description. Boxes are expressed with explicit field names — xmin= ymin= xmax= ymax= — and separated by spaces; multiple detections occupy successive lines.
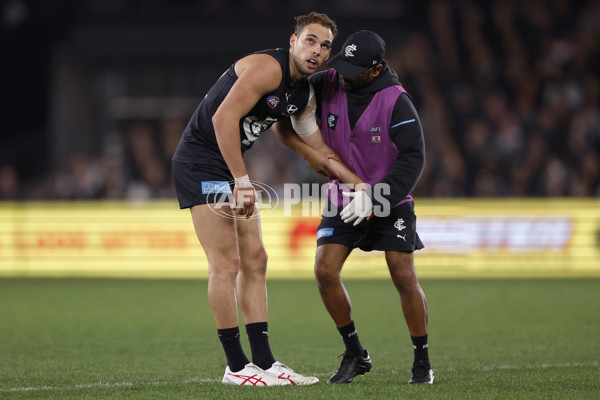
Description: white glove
xmin=341 ymin=190 xmax=373 ymax=226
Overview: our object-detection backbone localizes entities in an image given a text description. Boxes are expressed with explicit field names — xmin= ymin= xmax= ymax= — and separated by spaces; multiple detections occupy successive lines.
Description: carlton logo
xmin=344 ymin=44 xmax=357 ymax=57
xmin=267 ymin=96 xmax=279 ymax=109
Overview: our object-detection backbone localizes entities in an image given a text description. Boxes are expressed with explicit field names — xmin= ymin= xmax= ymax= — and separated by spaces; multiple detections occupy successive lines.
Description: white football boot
xmin=222 ymin=363 xmax=291 ymax=386
xmin=264 ymin=361 xmax=319 ymax=386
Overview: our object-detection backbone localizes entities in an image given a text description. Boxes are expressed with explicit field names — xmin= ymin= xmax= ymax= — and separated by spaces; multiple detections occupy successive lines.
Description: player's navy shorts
xmin=172 ymin=160 xmax=234 ymax=209
xmin=316 ymin=200 xmax=424 ymax=252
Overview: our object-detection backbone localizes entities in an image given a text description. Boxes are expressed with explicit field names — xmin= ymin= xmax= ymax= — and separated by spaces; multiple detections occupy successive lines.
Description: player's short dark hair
xmin=294 ymin=12 xmax=338 ymax=39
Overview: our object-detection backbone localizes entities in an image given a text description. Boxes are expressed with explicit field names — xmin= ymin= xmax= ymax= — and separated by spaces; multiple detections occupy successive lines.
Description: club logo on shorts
xmin=267 ymin=96 xmax=279 ymax=109
xmin=317 ymin=228 xmax=334 ymax=239
xmin=394 ymin=218 xmax=407 ymax=241
xmin=394 ymin=218 xmax=406 ymax=232
xmin=327 ymin=113 xmax=338 ymax=130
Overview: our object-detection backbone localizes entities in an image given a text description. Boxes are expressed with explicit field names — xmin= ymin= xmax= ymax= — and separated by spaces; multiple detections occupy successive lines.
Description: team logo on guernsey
xmin=327 ymin=113 xmax=338 ymax=130
xmin=370 ymin=125 xmax=382 ymax=143
xmin=267 ymin=96 xmax=279 ymax=109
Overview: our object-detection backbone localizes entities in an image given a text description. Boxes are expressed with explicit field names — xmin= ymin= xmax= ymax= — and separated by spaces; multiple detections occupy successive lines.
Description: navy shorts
xmin=172 ymin=160 xmax=234 ymax=209
xmin=316 ymin=201 xmax=424 ymax=252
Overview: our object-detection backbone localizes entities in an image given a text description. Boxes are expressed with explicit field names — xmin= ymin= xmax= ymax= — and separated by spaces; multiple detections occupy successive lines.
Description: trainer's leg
xmin=315 ymin=244 xmax=367 ymax=356
xmin=190 ymin=204 xmax=249 ymax=371
xmin=316 ymin=244 xmax=371 ymax=384
xmin=314 ymin=244 xmax=353 ymax=327
xmin=235 ymin=211 xmax=275 ymax=370
xmin=385 ymin=251 xmax=428 ymax=336
xmin=386 ymin=250 xmax=431 ymax=374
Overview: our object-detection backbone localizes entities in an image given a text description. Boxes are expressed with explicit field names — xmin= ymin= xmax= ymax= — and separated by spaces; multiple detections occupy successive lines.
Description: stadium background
xmin=1 ymin=0 xmax=599 ymax=277
xmin=1 ymin=2 xmax=599 ymax=399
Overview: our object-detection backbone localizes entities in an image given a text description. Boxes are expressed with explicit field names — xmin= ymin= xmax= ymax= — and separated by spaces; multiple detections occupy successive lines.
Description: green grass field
xmin=1 ymin=277 xmax=598 ymax=399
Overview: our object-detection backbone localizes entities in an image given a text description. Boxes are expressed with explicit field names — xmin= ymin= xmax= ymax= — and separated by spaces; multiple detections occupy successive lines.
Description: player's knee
xmin=241 ymin=247 xmax=267 ymax=276
xmin=209 ymin=255 xmax=240 ymax=282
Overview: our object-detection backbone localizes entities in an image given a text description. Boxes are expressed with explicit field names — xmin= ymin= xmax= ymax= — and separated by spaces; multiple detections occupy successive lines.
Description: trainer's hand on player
xmin=341 ymin=183 xmax=374 ymax=226
xmin=232 ymin=176 xmax=255 ymax=218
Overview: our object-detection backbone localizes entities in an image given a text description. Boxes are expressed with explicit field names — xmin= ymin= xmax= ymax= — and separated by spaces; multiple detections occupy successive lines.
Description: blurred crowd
xmin=1 ymin=0 xmax=598 ymax=201
xmin=392 ymin=0 xmax=600 ymax=197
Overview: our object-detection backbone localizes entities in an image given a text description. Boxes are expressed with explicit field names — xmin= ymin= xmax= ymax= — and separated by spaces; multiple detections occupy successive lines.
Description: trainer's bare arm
xmin=212 ymin=54 xmax=281 ymax=217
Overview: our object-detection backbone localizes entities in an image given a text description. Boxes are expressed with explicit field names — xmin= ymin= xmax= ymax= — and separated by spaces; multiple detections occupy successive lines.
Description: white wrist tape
xmin=234 ymin=175 xmax=253 ymax=188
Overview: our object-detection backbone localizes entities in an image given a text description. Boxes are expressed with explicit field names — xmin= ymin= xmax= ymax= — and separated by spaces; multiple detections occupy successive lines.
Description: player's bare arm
xmin=272 ymin=116 xmax=363 ymax=187
xmin=213 ymin=54 xmax=281 ymax=178
xmin=270 ymin=119 xmax=336 ymax=177
xmin=212 ymin=54 xmax=282 ymax=217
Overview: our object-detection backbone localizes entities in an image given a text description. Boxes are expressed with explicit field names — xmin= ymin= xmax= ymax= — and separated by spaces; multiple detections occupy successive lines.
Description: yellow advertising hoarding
xmin=0 ymin=199 xmax=598 ymax=278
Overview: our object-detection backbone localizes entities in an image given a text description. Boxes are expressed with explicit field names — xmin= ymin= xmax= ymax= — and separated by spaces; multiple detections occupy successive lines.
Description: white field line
xmin=1 ymin=362 xmax=597 ymax=393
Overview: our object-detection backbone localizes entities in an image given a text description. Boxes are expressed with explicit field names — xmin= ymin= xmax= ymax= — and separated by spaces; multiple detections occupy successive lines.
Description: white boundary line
xmin=0 ymin=377 xmax=216 ymax=393
xmin=1 ymin=362 xmax=597 ymax=393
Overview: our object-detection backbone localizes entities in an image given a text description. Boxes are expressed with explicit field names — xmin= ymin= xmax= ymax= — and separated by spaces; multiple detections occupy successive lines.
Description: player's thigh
xmin=235 ymin=209 xmax=266 ymax=265
xmin=190 ymin=204 xmax=239 ymax=267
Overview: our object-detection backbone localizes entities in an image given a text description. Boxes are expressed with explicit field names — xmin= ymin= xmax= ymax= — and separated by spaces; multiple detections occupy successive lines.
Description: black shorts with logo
xmin=316 ymin=200 xmax=424 ymax=252
xmin=172 ymin=160 xmax=234 ymax=209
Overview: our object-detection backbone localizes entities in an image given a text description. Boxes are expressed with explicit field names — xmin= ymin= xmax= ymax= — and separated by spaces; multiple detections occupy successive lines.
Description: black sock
xmin=217 ymin=327 xmax=249 ymax=372
xmin=411 ymin=334 xmax=430 ymax=367
xmin=245 ymin=322 xmax=276 ymax=370
xmin=338 ymin=321 xmax=365 ymax=356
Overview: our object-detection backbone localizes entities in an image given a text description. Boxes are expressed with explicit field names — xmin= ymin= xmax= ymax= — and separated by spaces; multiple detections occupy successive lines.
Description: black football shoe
xmin=327 ymin=350 xmax=372 ymax=384
xmin=408 ymin=359 xmax=434 ymax=384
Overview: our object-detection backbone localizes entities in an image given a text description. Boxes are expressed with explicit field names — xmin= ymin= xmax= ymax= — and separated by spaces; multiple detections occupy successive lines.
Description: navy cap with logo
xmin=328 ymin=30 xmax=386 ymax=79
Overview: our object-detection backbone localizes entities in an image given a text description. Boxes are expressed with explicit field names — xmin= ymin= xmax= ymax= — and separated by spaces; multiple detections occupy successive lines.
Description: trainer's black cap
xmin=328 ymin=30 xmax=386 ymax=79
